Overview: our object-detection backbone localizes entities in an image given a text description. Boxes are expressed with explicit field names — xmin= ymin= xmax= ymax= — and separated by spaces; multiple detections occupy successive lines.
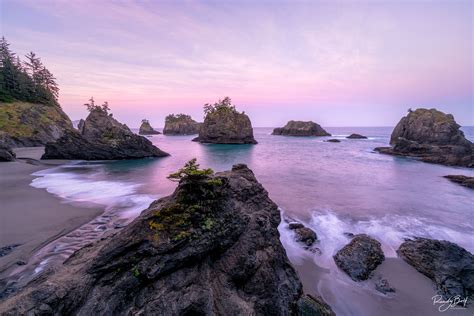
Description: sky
xmin=1 ymin=0 xmax=473 ymax=127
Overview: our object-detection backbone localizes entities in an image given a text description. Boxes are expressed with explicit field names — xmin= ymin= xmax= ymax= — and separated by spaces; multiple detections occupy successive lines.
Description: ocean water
xmin=11 ymin=126 xmax=474 ymax=314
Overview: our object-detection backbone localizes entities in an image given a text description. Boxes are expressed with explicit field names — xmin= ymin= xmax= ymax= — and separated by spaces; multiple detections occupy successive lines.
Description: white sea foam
xmin=6 ymin=163 xmax=158 ymax=287
xmin=280 ymin=208 xmax=474 ymax=269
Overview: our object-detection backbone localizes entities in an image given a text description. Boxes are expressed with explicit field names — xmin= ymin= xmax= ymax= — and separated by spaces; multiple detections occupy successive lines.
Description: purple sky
xmin=2 ymin=0 xmax=473 ymax=127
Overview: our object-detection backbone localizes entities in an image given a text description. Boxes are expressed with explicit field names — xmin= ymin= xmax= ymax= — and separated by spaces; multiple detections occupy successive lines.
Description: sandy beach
xmin=0 ymin=148 xmax=102 ymax=279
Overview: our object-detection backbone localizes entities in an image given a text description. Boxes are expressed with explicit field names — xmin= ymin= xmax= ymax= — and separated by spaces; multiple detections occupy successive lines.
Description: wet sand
xmin=0 ymin=148 xmax=102 ymax=279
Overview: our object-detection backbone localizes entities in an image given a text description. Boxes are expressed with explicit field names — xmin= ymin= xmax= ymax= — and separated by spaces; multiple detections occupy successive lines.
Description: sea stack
xmin=163 ymin=114 xmax=201 ymax=135
xmin=139 ymin=119 xmax=161 ymax=135
xmin=193 ymin=97 xmax=257 ymax=144
xmin=272 ymin=121 xmax=331 ymax=137
xmin=375 ymin=108 xmax=473 ymax=167
xmin=42 ymin=106 xmax=169 ymax=160
xmin=0 ymin=162 xmax=332 ymax=315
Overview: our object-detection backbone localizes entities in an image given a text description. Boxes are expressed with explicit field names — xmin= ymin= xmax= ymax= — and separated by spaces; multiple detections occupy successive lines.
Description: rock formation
xmin=42 ymin=108 xmax=169 ymax=160
xmin=272 ymin=120 xmax=331 ymax=137
xmin=443 ymin=175 xmax=474 ymax=189
xmin=288 ymin=222 xmax=317 ymax=246
xmin=333 ymin=234 xmax=385 ymax=281
xmin=139 ymin=119 xmax=161 ymax=135
xmin=193 ymin=97 xmax=257 ymax=144
xmin=77 ymin=119 xmax=85 ymax=133
xmin=0 ymin=163 xmax=333 ymax=315
xmin=346 ymin=133 xmax=367 ymax=139
xmin=326 ymin=139 xmax=341 ymax=143
xmin=375 ymin=108 xmax=474 ymax=167
xmin=163 ymin=114 xmax=201 ymax=135
xmin=397 ymin=238 xmax=474 ymax=299
xmin=0 ymin=101 xmax=73 ymax=147
xmin=0 ymin=132 xmax=15 ymax=161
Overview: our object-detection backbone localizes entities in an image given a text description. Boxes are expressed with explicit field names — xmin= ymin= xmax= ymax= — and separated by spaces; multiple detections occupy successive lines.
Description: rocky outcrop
xmin=42 ymin=109 xmax=169 ymax=160
xmin=443 ymin=175 xmax=474 ymax=189
xmin=375 ymin=108 xmax=474 ymax=167
xmin=397 ymin=238 xmax=474 ymax=299
xmin=0 ymin=163 xmax=333 ymax=315
xmin=193 ymin=98 xmax=257 ymax=144
xmin=0 ymin=101 xmax=73 ymax=147
xmin=138 ymin=119 xmax=161 ymax=135
xmin=333 ymin=234 xmax=385 ymax=281
xmin=272 ymin=121 xmax=331 ymax=137
xmin=0 ymin=132 xmax=15 ymax=161
xmin=163 ymin=114 xmax=200 ymax=135
xmin=346 ymin=133 xmax=367 ymax=139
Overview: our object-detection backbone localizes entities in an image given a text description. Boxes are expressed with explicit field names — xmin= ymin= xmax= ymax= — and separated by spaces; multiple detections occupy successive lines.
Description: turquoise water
xmin=23 ymin=126 xmax=474 ymax=315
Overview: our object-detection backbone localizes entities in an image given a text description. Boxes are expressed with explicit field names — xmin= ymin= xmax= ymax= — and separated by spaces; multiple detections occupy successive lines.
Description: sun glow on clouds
xmin=2 ymin=0 xmax=473 ymax=126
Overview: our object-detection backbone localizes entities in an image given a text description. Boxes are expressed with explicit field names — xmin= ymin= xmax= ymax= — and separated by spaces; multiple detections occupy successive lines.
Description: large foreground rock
xmin=163 ymin=114 xmax=201 ymax=135
xmin=139 ymin=119 xmax=161 ymax=135
xmin=333 ymin=234 xmax=385 ymax=281
xmin=397 ymin=238 xmax=474 ymax=299
xmin=0 ymin=164 xmax=333 ymax=315
xmin=42 ymin=109 xmax=169 ymax=160
xmin=272 ymin=121 xmax=331 ymax=137
xmin=193 ymin=98 xmax=257 ymax=144
xmin=375 ymin=108 xmax=474 ymax=167
xmin=0 ymin=101 xmax=73 ymax=147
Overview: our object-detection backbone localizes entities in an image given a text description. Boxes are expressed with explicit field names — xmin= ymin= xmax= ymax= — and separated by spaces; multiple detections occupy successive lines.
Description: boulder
xmin=272 ymin=121 xmax=331 ymax=137
xmin=326 ymin=139 xmax=341 ymax=143
xmin=42 ymin=109 xmax=169 ymax=160
xmin=346 ymin=133 xmax=367 ymax=139
xmin=163 ymin=114 xmax=201 ymax=135
xmin=443 ymin=175 xmax=474 ymax=189
xmin=138 ymin=119 xmax=161 ymax=135
xmin=0 ymin=132 xmax=15 ymax=161
xmin=375 ymin=108 xmax=474 ymax=167
xmin=0 ymin=101 xmax=73 ymax=147
xmin=193 ymin=98 xmax=257 ymax=144
xmin=397 ymin=238 xmax=474 ymax=299
xmin=289 ymin=222 xmax=317 ymax=246
xmin=0 ymin=163 xmax=333 ymax=315
xmin=333 ymin=234 xmax=385 ymax=281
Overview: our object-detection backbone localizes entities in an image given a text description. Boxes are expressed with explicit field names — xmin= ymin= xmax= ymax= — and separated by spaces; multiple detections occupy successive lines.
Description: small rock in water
xmin=288 ymin=222 xmax=305 ymax=230
xmin=288 ymin=222 xmax=317 ymax=246
xmin=346 ymin=133 xmax=368 ymax=139
xmin=343 ymin=232 xmax=355 ymax=238
xmin=326 ymin=139 xmax=341 ymax=143
xmin=16 ymin=261 xmax=26 ymax=266
xmin=375 ymin=277 xmax=396 ymax=294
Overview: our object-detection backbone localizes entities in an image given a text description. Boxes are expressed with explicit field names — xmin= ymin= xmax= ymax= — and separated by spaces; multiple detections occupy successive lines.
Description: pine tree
xmin=0 ymin=38 xmax=60 ymax=104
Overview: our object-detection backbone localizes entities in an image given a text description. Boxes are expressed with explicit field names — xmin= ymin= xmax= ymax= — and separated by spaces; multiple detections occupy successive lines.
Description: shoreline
xmin=0 ymin=147 xmax=103 ymax=279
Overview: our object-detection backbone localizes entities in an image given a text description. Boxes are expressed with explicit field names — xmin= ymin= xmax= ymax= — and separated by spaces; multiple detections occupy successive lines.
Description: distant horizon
xmin=3 ymin=0 xmax=473 ymax=126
